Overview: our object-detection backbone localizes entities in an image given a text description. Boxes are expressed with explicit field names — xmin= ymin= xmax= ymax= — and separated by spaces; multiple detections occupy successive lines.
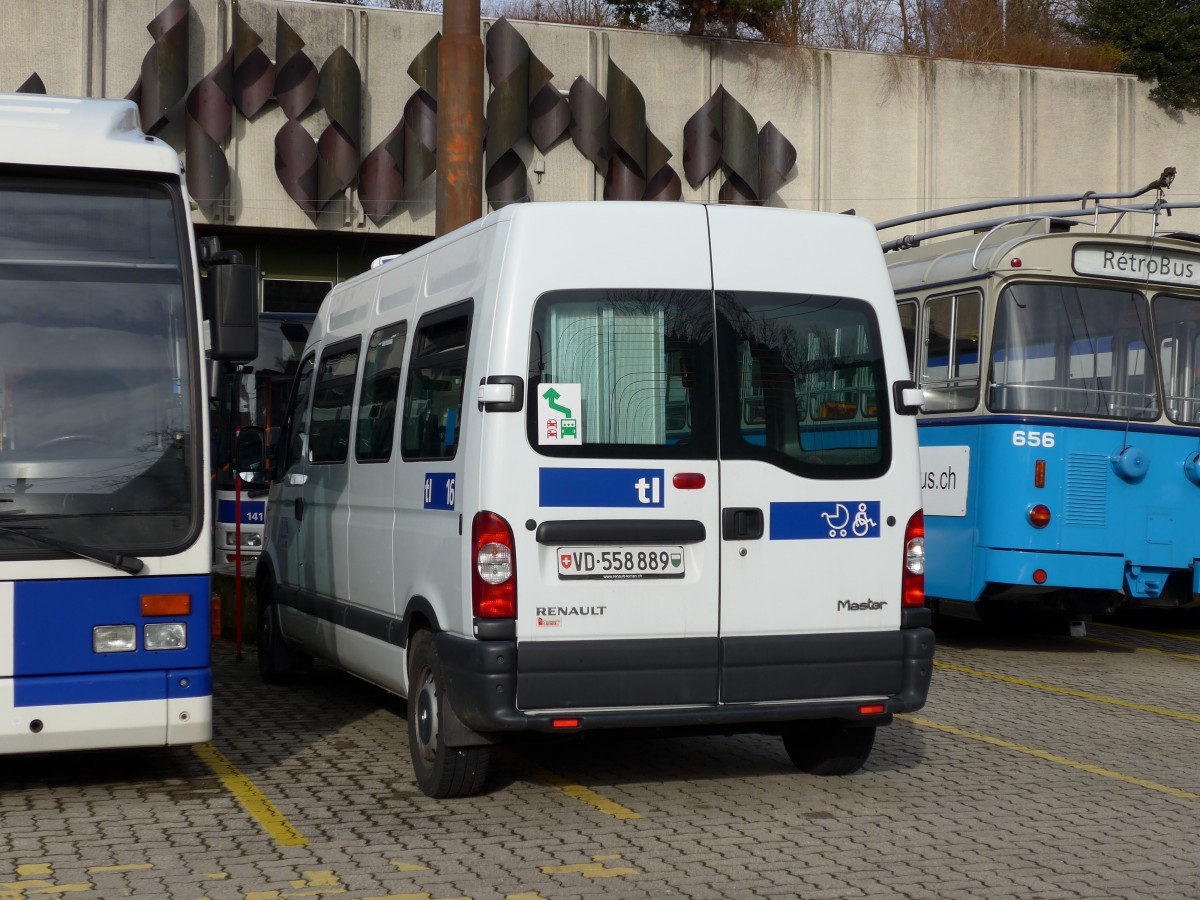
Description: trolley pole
xmin=436 ymin=0 xmax=483 ymax=235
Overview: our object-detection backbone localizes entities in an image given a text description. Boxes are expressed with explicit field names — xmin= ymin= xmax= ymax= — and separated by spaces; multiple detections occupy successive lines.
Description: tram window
xmin=990 ymin=283 xmax=1157 ymax=420
xmin=1154 ymin=294 xmax=1200 ymax=424
xmin=897 ymin=300 xmax=918 ymax=375
xmin=920 ymin=292 xmax=980 ymax=412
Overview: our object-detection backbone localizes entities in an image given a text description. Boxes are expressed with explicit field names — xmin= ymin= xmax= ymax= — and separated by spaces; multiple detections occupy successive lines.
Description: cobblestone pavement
xmin=3 ymin=616 xmax=1200 ymax=899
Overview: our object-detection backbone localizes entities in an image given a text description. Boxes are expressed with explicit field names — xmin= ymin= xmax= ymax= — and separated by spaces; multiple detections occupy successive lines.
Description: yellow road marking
xmin=497 ymin=750 xmax=642 ymax=820
xmin=1091 ymin=621 xmax=1200 ymax=645
xmin=541 ymin=855 xmax=638 ymax=878
xmin=86 ymin=865 xmax=153 ymax=874
xmin=13 ymin=867 xmax=50 ymax=878
xmin=934 ymin=660 xmax=1200 ymax=724
xmin=191 ymin=743 xmax=309 ymax=848
xmin=1081 ymin=635 xmax=1200 ymax=663
xmin=899 ymin=714 xmax=1200 ymax=800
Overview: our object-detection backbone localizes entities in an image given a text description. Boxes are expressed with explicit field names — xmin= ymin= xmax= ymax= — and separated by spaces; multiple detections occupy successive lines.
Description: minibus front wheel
xmin=406 ymin=630 xmax=491 ymax=798
xmin=256 ymin=575 xmax=312 ymax=684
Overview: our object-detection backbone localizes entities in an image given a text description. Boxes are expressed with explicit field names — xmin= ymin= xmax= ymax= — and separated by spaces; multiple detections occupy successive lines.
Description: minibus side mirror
xmin=893 ymin=380 xmax=924 ymax=415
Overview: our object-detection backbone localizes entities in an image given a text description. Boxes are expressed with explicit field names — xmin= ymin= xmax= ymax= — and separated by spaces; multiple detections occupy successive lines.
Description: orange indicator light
xmin=141 ymin=594 xmax=191 ymax=616
xmin=1034 ymin=459 xmax=1045 ymax=488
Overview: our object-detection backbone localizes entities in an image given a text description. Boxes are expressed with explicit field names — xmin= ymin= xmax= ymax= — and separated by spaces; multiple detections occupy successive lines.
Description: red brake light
xmin=472 ymin=511 xmax=516 ymax=618
xmin=1028 ymin=504 xmax=1051 ymax=528
xmin=672 ymin=472 xmax=706 ymax=490
xmin=902 ymin=510 xmax=925 ymax=608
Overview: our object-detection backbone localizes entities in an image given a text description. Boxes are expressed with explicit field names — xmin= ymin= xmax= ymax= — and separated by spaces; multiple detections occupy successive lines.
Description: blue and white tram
xmin=879 ymin=172 xmax=1200 ymax=623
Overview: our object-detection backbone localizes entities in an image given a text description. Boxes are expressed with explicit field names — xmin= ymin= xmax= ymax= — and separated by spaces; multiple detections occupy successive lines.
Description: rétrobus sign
xmin=1074 ymin=243 xmax=1200 ymax=288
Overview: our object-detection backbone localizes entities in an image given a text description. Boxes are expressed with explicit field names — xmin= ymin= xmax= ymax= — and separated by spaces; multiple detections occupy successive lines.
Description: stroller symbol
xmin=821 ymin=503 xmax=850 ymax=537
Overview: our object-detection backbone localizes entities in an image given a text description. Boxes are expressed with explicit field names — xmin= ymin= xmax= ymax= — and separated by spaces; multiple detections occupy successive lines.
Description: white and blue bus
xmin=878 ymin=171 xmax=1200 ymax=626
xmin=0 ymin=93 xmax=257 ymax=753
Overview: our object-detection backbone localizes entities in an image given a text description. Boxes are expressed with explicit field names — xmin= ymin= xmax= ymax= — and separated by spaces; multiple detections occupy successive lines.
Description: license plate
xmin=557 ymin=546 xmax=685 ymax=579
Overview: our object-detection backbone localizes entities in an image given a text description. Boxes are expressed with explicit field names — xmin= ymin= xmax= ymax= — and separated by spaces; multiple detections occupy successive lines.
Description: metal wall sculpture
xmin=15 ymin=74 xmax=46 ymax=94
xmin=109 ymin=2 xmax=796 ymax=226
xmin=358 ymin=35 xmax=441 ymax=225
xmin=569 ymin=61 xmax=682 ymax=202
xmin=484 ymin=18 xmax=569 ymax=208
xmin=126 ymin=0 xmax=190 ymax=145
xmin=316 ymin=47 xmax=362 ymax=216
xmin=273 ymin=12 xmax=321 ymax=220
xmin=232 ymin=7 xmax=275 ymax=118
xmin=185 ymin=51 xmax=234 ymax=217
xmin=683 ymin=85 xmax=796 ymax=204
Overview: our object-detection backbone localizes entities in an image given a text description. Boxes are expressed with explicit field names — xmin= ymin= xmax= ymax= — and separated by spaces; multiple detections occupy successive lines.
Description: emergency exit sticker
xmin=538 ymin=383 xmax=582 ymax=445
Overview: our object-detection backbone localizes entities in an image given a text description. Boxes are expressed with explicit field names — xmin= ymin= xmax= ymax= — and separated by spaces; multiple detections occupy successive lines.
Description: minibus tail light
xmin=902 ymin=511 xmax=925 ymax=608
xmin=472 ymin=511 xmax=516 ymax=618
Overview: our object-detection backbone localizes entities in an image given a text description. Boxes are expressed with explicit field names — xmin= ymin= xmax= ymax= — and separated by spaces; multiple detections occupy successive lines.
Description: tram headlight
xmin=1028 ymin=504 xmax=1052 ymax=528
xmin=93 ymin=625 xmax=136 ymax=653
xmin=144 ymin=623 xmax=188 ymax=650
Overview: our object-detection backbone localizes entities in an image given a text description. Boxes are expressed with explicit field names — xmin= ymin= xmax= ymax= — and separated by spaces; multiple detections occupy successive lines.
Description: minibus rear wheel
xmin=782 ymin=722 xmax=876 ymax=776
xmin=406 ymin=630 xmax=490 ymax=798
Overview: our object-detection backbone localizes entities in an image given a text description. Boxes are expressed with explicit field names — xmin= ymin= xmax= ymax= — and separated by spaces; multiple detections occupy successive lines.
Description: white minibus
xmin=247 ymin=201 xmax=934 ymax=797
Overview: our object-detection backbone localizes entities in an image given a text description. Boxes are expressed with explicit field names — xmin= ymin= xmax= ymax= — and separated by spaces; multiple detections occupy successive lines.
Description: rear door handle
xmin=294 ymin=497 xmax=304 ymax=521
xmin=722 ymin=507 xmax=763 ymax=540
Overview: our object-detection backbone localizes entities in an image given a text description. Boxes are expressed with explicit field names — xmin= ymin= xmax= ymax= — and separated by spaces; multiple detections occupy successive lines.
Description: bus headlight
xmin=144 ymin=623 xmax=187 ymax=650
xmin=94 ymin=625 xmax=136 ymax=653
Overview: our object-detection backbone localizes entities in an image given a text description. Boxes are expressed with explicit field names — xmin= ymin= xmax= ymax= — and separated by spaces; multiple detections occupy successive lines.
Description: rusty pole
xmin=436 ymin=0 xmax=484 ymax=235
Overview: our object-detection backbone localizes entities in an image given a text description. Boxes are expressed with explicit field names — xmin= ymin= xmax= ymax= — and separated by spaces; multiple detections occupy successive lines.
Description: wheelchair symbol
xmin=821 ymin=502 xmax=877 ymax=538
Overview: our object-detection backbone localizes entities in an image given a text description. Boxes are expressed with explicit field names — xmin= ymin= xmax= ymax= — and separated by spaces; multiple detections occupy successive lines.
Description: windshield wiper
xmin=0 ymin=523 xmax=144 ymax=574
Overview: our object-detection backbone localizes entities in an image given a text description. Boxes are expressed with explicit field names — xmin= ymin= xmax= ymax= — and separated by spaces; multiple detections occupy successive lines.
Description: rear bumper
xmin=436 ymin=625 xmax=935 ymax=737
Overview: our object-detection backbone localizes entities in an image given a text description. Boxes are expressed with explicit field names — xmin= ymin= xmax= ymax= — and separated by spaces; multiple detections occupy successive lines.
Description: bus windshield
xmin=0 ymin=173 xmax=198 ymax=555
xmin=989 ymin=282 xmax=1159 ymax=420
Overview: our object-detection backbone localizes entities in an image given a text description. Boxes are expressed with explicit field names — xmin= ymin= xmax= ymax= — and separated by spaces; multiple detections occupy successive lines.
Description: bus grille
xmin=1065 ymin=454 xmax=1108 ymax=526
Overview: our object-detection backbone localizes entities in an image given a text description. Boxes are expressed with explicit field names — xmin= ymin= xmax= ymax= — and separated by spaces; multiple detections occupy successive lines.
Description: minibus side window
xmin=355 ymin=321 xmax=408 ymax=463
xmin=526 ymin=289 xmax=716 ymax=459
xmin=279 ymin=354 xmax=316 ymax=475
xmin=402 ymin=304 xmax=472 ymax=461
xmin=310 ymin=338 xmax=362 ymax=464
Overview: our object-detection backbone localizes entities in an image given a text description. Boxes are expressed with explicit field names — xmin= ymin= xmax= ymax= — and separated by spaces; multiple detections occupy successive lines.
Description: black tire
xmin=256 ymin=579 xmax=312 ymax=684
xmin=407 ymin=630 xmax=490 ymax=798
xmin=783 ymin=723 xmax=876 ymax=776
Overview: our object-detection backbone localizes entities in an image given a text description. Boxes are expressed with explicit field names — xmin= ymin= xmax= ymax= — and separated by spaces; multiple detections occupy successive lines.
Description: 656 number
xmin=1012 ymin=430 xmax=1055 ymax=448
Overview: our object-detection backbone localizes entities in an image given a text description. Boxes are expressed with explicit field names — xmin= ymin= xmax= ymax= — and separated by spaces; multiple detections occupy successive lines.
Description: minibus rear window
xmin=527 ymin=289 xmax=717 ymax=459
xmin=716 ymin=291 xmax=890 ymax=479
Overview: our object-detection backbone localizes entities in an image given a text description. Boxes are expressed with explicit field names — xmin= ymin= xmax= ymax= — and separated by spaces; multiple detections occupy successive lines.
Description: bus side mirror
xmin=893 ymin=380 xmax=924 ymax=415
xmin=207 ymin=264 xmax=259 ymax=362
